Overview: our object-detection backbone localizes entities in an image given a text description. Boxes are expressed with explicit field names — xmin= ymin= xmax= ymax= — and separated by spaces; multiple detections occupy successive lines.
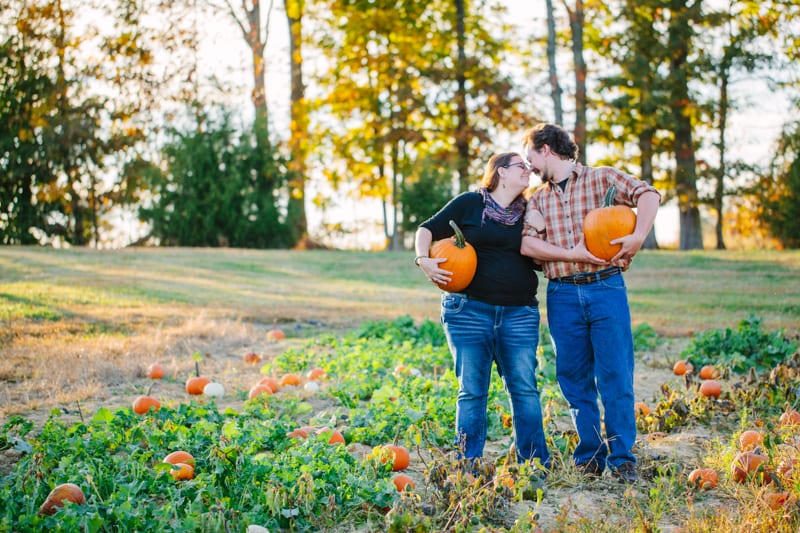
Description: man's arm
xmin=520 ymin=208 xmax=607 ymax=265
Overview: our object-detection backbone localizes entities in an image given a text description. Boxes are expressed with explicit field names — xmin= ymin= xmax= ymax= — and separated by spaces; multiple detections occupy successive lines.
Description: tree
xmin=140 ymin=111 xmax=292 ymax=248
xmin=0 ymin=1 xmax=61 ymax=244
xmin=667 ymin=0 xmax=704 ymax=250
xmin=758 ymin=123 xmax=800 ymax=248
xmin=545 ymin=0 xmax=563 ymax=125
xmin=284 ymin=0 xmax=309 ymax=242
xmin=562 ymin=0 xmax=587 ymax=163
xmin=312 ymin=0 xmax=529 ymax=249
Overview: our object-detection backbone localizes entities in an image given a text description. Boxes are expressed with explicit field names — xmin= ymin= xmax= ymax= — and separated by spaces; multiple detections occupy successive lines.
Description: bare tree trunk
xmin=285 ymin=0 xmax=308 ymax=241
xmin=221 ymin=0 xmax=272 ymax=144
xmin=669 ymin=1 xmax=703 ymax=250
xmin=714 ymin=64 xmax=729 ymax=250
xmin=455 ymin=0 xmax=469 ymax=192
xmin=563 ymin=0 xmax=586 ymax=163
xmin=545 ymin=0 xmax=563 ymax=125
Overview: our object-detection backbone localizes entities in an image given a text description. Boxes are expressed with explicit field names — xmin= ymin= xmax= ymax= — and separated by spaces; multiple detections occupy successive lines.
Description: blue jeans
xmin=440 ymin=293 xmax=550 ymax=467
xmin=546 ymin=273 xmax=636 ymax=470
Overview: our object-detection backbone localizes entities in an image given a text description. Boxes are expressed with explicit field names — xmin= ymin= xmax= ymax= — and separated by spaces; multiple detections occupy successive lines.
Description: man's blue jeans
xmin=440 ymin=293 xmax=550 ymax=467
xmin=545 ymin=273 xmax=636 ymax=470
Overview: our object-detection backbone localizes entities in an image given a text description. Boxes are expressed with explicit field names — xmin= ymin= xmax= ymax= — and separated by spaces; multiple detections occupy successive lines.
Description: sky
xmin=194 ymin=1 xmax=789 ymax=249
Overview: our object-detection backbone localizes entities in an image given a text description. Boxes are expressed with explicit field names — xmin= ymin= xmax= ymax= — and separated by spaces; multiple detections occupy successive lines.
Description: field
xmin=1 ymin=246 xmax=799 ymax=532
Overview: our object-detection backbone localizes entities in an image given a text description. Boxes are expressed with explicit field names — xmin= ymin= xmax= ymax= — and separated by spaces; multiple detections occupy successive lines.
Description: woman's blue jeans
xmin=440 ymin=293 xmax=550 ymax=467
xmin=545 ymin=273 xmax=636 ymax=470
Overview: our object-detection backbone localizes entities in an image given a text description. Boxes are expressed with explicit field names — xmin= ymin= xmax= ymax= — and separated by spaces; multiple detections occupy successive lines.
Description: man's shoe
xmin=611 ymin=462 xmax=638 ymax=483
xmin=576 ymin=461 xmax=603 ymax=479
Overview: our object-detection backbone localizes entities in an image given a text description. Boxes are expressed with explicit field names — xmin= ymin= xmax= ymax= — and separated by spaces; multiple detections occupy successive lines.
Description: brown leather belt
xmin=551 ymin=267 xmax=622 ymax=285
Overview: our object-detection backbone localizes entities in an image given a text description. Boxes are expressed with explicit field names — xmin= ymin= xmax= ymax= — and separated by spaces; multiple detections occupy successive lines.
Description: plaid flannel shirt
xmin=523 ymin=164 xmax=659 ymax=280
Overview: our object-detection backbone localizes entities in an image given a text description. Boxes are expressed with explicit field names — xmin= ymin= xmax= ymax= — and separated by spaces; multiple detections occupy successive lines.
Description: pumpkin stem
xmin=195 ymin=361 xmax=200 ymax=378
xmin=603 ymin=186 xmax=617 ymax=208
xmin=448 ymin=220 xmax=467 ymax=249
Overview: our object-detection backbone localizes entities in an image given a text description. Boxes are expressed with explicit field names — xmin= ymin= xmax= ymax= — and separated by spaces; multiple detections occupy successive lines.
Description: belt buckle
xmin=571 ymin=273 xmax=592 ymax=285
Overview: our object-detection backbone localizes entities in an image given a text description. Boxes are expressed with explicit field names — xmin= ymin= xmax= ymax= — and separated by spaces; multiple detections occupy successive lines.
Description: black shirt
xmin=420 ymin=191 xmax=539 ymax=306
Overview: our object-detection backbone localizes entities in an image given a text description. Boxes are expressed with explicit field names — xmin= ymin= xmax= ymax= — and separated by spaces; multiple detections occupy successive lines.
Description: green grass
xmin=1 ymin=246 xmax=798 ymax=337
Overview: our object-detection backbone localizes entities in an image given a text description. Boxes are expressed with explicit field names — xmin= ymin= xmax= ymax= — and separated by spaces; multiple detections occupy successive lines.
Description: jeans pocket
xmin=441 ymin=293 xmax=466 ymax=314
xmin=599 ymin=274 xmax=626 ymax=290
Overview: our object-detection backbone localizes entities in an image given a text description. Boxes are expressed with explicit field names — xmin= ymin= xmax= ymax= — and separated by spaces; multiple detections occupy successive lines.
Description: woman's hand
xmin=419 ymin=257 xmax=452 ymax=285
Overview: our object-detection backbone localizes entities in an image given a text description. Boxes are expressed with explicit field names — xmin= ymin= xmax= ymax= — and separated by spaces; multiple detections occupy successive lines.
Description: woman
xmin=413 ymin=152 xmax=550 ymax=468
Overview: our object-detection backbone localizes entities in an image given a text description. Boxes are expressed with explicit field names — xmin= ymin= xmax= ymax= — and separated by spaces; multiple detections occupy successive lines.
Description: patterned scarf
xmin=480 ymin=187 xmax=526 ymax=226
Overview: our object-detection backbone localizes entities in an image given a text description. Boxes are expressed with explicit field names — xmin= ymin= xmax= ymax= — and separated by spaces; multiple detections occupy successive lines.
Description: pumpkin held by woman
xmin=429 ymin=220 xmax=477 ymax=292
xmin=583 ymin=186 xmax=636 ymax=261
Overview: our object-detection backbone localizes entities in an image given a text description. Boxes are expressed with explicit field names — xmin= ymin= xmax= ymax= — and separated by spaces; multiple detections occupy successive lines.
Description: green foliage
xmin=760 ymin=123 xmax=800 ymax=248
xmin=400 ymin=156 xmax=457 ymax=233
xmin=139 ymin=111 xmax=294 ymax=248
xmin=681 ymin=315 xmax=797 ymax=373
xmin=633 ymin=322 xmax=661 ymax=352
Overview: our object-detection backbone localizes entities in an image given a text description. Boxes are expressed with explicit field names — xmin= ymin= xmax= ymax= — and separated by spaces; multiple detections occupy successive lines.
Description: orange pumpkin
xmin=163 ymin=450 xmax=195 ymax=466
xmin=738 ymin=430 xmax=763 ymax=451
xmin=687 ymin=468 xmax=718 ymax=490
xmin=315 ymin=427 xmax=345 ymax=444
xmin=634 ymin=401 xmax=650 ymax=418
xmin=169 ymin=462 xmax=195 ymax=481
xmin=393 ymin=473 xmax=415 ymax=492
xmin=243 ymin=352 xmax=262 ymax=364
xmin=280 ymin=373 xmax=302 ymax=387
xmin=779 ymin=407 xmax=800 ymax=426
xmin=306 ymin=367 xmax=326 ymax=381
xmin=698 ymin=365 xmax=718 ymax=380
xmin=699 ymin=379 xmax=721 ymax=399
xmin=429 ymin=220 xmax=477 ymax=292
xmin=731 ymin=451 xmax=769 ymax=483
xmin=132 ymin=395 xmax=161 ymax=415
xmin=248 ymin=384 xmax=273 ymax=399
xmin=38 ymin=483 xmax=86 ymax=516
xmin=582 ymin=186 xmax=637 ymax=261
xmin=381 ymin=444 xmax=411 ymax=471
xmin=266 ymin=328 xmax=286 ymax=340
xmin=673 ymin=360 xmax=693 ymax=376
xmin=257 ymin=376 xmax=281 ymax=393
xmin=185 ymin=376 xmax=211 ymax=395
xmin=146 ymin=363 xmax=165 ymax=379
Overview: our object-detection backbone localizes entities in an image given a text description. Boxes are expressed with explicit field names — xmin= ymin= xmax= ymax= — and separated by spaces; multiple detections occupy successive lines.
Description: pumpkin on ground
xmin=163 ymin=450 xmax=195 ymax=466
xmin=257 ymin=376 xmax=281 ymax=393
xmin=779 ymin=407 xmax=800 ymax=426
xmin=429 ymin=220 xmax=477 ymax=292
xmin=673 ymin=360 xmax=693 ymax=376
xmin=687 ymin=468 xmax=718 ymax=490
xmin=699 ymin=379 xmax=721 ymax=399
xmin=38 ymin=483 xmax=86 ymax=516
xmin=738 ymin=430 xmax=763 ymax=451
xmin=393 ymin=473 xmax=415 ymax=492
xmin=730 ymin=451 xmax=769 ymax=484
xmin=280 ymin=373 xmax=302 ymax=387
xmin=266 ymin=328 xmax=286 ymax=340
xmin=146 ymin=363 xmax=165 ymax=379
xmin=698 ymin=365 xmax=719 ymax=380
xmin=186 ymin=375 xmax=211 ymax=395
xmin=248 ymin=384 xmax=273 ymax=399
xmin=582 ymin=186 xmax=636 ymax=261
xmin=634 ymin=401 xmax=650 ymax=418
xmin=306 ymin=367 xmax=326 ymax=381
xmin=380 ymin=444 xmax=411 ymax=471
xmin=243 ymin=352 xmax=262 ymax=364
xmin=169 ymin=462 xmax=195 ymax=481
xmin=132 ymin=395 xmax=161 ymax=415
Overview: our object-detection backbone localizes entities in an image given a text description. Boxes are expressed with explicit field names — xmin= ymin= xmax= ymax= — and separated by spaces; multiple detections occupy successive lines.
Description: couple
xmin=414 ymin=123 xmax=661 ymax=483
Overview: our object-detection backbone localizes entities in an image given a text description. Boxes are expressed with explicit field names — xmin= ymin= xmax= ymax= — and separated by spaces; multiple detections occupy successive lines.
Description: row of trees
xmin=2 ymin=0 xmax=799 ymax=249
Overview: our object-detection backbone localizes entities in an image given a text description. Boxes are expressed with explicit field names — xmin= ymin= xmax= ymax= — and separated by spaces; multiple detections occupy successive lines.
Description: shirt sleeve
xmin=605 ymin=168 xmax=661 ymax=207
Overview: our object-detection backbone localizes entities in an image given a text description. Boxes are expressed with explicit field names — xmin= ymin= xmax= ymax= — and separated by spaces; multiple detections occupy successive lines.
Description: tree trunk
xmin=545 ymin=0 xmax=563 ymax=125
xmin=455 ymin=0 xmax=469 ymax=192
xmin=669 ymin=0 xmax=703 ymax=250
xmin=714 ymin=63 xmax=729 ymax=250
xmin=285 ymin=0 xmax=307 ymax=241
xmin=564 ymin=0 xmax=586 ymax=163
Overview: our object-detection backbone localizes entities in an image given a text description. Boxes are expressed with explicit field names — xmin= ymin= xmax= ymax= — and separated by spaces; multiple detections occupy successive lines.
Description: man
xmin=520 ymin=123 xmax=660 ymax=483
